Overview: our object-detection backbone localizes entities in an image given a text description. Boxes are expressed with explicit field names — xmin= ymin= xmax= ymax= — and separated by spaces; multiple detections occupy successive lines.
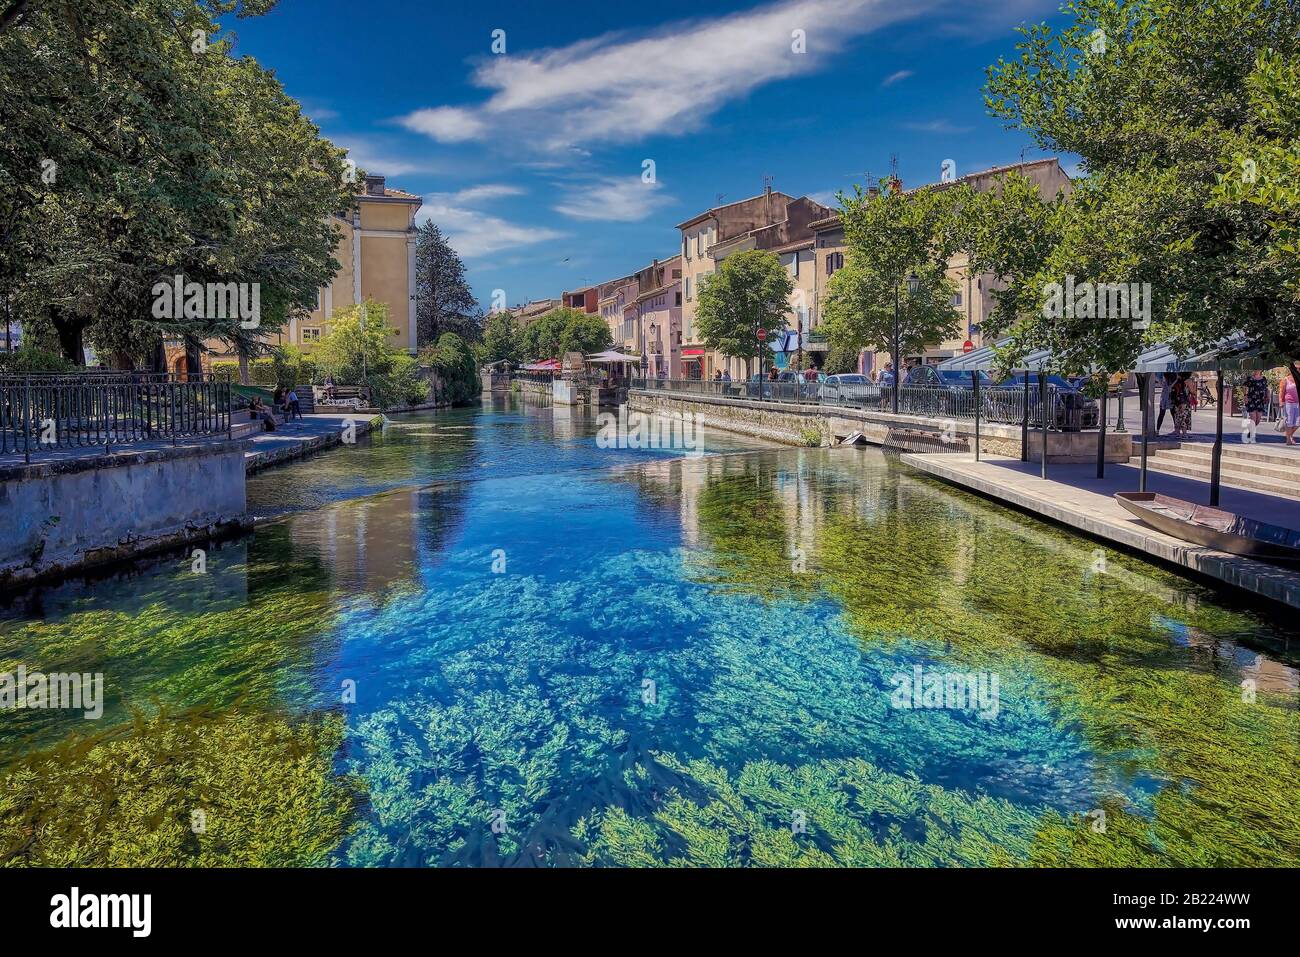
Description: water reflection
xmin=1 ymin=403 xmax=1297 ymax=867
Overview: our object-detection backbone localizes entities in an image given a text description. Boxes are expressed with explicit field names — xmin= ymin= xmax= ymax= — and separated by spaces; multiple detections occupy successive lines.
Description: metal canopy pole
xmin=1021 ymin=375 xmax=1030 ymax=462
xmin=1039 ymin=369 xmax=1048 ymax=479
xmin=1096 ymin=387 xmax=1108 ymax=479
xmin=1210 ymin=366 xmax=1224 ymax=506
xmin=972 ymin=370 xmax=981 ymax=462
xmin=1137 ymin=372 xmax=1151 ymax=493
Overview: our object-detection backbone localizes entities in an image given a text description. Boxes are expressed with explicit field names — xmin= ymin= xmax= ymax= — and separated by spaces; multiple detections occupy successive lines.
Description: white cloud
xmin=553 ymin=177 xmax=673 ymax=222
xmin=881 ymin=69 xmax=914 ymax=87
xmin=401 ymin=106 xmax=488 ymax=142
xmin=903 ymin=119 xmax=975 ymax=135
xmin=452 ymin=183 xmax=525 ymax=203
xmin=418 ymin=187 xmax=564 ymax=259
xmin=399 ymin=0 xmax=938 ymax=152
xmin=340 ymin=140 xmax=433 ymax=178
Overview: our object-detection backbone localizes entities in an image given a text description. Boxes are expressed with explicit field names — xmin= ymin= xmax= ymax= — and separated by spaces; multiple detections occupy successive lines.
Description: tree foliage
xmin=517 ymin=307 xmax=611 ymax=361
xmin=413 ymin=221 xmax=481 ymax=349
xmin=420 ymin=332 xmax=479 ymax=406
xmin=982 ymin=0 xmax=1300 ymax=377
xmin=312 ymin=300 xmax=426 ymax=408
xmin=822 ymin=186 xmax=961 ymax=360
xmin=694 ymin=250 xmax=793 ymax=368
xmin=0 ymin=0 xmax=354 ymax=365
xmin=477 ymin=312 xmax=520 ymax=365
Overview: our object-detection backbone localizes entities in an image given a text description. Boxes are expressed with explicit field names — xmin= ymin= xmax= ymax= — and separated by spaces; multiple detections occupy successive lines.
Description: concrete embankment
xmin=1 ymin=413 xmax=384 ymax=590
xmin=0 ymin=440 xmax=250 ymax=589
xmin=244 ymin=413 xmax=383 ymax=474
xmin=627 ymin=388 xmax=1132 ymax=462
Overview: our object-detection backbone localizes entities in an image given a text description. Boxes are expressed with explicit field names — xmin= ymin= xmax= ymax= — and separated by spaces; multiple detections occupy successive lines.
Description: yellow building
xmin=290 ymin=174 xmax=423 ymax=354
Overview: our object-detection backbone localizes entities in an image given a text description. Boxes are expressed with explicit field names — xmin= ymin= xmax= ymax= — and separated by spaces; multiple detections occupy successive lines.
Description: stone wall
xmin=627 ymin=388 xmax=1132 ymax=462
xmin=0 ymin=441 xmax=250 ymax=589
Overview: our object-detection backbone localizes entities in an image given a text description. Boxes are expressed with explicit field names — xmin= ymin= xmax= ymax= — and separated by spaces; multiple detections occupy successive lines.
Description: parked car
xmin=994 ymin=373 xmax=1100 ymax=431
xmin=776 ymin=369 xmax=826 ymax=400
xmin=901 ymin=365 xmax=993 ymax=416
xmin=819 ymin=373 xmax=874 ymax=405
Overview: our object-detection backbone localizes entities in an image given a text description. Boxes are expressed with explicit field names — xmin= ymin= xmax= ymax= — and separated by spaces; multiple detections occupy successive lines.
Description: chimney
xmin=364 ymin=174 xmax=386 ymax=197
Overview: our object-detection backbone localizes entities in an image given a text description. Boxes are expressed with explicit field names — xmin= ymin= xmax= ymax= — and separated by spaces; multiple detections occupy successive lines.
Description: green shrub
xmin=419 ymin=332 xmax=480 ymax=406
xmin=0 ymin=348 xmax=76 ymax=374
xmin=799 ymin=427 xmax=823 ymax=447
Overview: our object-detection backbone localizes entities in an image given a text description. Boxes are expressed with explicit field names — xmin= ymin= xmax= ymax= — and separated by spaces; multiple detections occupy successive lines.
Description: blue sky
xmin=222 ymin=0 xmax=1075 ymax=309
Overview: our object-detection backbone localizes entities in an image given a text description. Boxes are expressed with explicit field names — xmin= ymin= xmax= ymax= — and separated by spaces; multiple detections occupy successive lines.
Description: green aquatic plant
xmin=0 ymin=709 xmax=361 ymax=867
xmin=578 ymin=754 xmax=1043 ymax=868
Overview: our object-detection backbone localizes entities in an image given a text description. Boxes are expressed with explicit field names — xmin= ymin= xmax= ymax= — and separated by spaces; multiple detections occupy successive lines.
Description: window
xmin=675 ymin=291 xmax=682 ymax=306
xmin=301 ymin=327 xmax=322 ymax=343
xmin=951 ymin=290 xmax=963 ymax=308
xmin=672 ymin=269 xmax=681 ymax=279
xmin=684 ymin=276 xmax=691 ymax=301
xmin=826 ymin=252 xmax=843 ymax=275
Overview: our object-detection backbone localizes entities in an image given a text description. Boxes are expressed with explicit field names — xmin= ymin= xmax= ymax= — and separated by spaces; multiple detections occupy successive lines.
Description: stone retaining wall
xmin=1 ymin=441 xmax=250 ymax=590
xmin=627 ymin=389 xmax=1132 ymax=462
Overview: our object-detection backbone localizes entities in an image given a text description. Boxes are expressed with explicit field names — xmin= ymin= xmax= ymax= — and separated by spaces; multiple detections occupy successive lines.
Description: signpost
xmin=756 ymin=326 xmax=767 ymax=385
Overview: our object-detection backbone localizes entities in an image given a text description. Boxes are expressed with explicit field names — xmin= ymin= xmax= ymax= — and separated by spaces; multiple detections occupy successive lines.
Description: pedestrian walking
xmin=1244 ymin=370 xmax=1269 ymax=443
xmin=1281 ymin=373 xmax=1299 ymax=446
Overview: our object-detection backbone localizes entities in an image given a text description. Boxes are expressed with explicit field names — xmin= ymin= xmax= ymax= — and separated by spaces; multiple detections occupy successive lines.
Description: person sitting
xmin=248 ymin=397 xmax=276 ymax=432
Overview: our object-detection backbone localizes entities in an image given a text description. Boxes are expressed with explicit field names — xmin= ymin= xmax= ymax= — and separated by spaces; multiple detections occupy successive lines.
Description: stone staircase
xmin=1131 ymin=442 xmax=1300 ymax=499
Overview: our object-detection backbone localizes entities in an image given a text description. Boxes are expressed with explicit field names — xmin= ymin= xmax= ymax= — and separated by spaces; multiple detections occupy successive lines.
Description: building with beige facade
xmin=677 ymin=187 xmax=796 ymax=379
xmin=290 ymin=174 xmax=423 ymax=355
xmin=709 ymin=195 xmax=831 ymax=377
xmin=808 ymin=158 xmax=1073 ymax=376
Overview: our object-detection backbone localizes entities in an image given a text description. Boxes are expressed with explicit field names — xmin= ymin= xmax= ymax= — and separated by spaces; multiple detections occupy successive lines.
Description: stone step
xmin=1150 ymin=448 xmax=1298 ymax=483
xmin=1130 ymin=455 xmax=1300 ymax=499
xmin=1144 ymin=441 xmax=1300 ymax=469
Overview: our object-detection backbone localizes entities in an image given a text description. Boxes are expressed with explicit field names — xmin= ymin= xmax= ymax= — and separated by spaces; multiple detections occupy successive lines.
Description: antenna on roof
xmin=715 ymin=192 xmax=726 ymax=205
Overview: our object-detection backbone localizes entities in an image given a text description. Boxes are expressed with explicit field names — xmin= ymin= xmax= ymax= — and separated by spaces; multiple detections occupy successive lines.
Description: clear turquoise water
xmin=2 ymin=398 xmax=1298 ymax=866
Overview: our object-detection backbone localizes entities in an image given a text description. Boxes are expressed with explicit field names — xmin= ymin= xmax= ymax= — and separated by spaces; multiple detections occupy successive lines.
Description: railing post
xmin=1021 ymin=375 xmax=1030 ymax=462
xmin=1096 ymin=388 xmax=1108 ymax=479
xmin=22 ymin=376 xmax=31 ymax=465
xmin=972 ymin=371 xmax=981 ymax=462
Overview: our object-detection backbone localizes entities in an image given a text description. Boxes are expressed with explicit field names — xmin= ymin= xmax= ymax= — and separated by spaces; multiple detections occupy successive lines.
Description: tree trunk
xmin=185 ymin=339 xmax=203 ymax=377
xmin=52 ymin=313 xmax=85 ymax=365
xmin=237 ymin=347 xmax=250 ymax=386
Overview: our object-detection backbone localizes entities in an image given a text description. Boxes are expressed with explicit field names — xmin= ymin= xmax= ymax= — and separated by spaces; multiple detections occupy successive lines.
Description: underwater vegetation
xmin=0 ymin=708 xmax=360 ymax=867
xmin=0 ymin=408 xmax=1296 ymax=867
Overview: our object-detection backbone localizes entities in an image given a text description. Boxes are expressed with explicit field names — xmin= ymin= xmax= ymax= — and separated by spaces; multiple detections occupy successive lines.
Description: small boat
xmin=1114 ymin=492 xmax=1300 ymax=562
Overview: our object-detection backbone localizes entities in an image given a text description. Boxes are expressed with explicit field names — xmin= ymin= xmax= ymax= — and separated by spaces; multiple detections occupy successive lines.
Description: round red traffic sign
xmin=963 ymin=340 xmax=974 ymax=353
xmin=757 ymin=328 xmax=768 ymax=342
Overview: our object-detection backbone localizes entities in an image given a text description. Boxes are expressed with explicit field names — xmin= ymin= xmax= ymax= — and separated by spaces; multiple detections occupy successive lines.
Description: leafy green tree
xmin=413 ymin=221 xmax=481 ymax=348
xmin=984 ymin=0 xmax=1300 ymax=378
xmin=516 ymin=307 xmax=610 ymax=361
xmin=557 ymin=311 xmax=612 ymax=357
xmin=477 ymin=312 xmax=520 ymax=365
xmin=313 ymin=300 xmax=425 ymax=408
xmin=420 ymin=332 xmax=479 ymax=406
xmin=695 ymin=250 xmax=793 ymax=375
xmin=821 ymin=186 xmax=960 ymax=363
xmin=0 ymin=0 xmax=351 ymax=365
xmin=1214 ymin=48 xmax=1300 ymax=387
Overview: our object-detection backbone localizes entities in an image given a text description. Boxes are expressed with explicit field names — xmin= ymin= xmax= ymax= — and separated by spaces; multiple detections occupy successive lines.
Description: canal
xmin=1 ymin=397 xmax=1297 ymax=866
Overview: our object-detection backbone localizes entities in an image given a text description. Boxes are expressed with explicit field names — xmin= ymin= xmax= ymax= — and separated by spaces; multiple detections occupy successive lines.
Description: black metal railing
xmin=0 ymin=372 xmax=233 ymax=463
xmin=631 ymin=377 xmax=1098 ymax=431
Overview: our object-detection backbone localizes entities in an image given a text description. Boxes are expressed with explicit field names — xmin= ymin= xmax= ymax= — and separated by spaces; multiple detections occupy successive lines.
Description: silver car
xmin=819 ymin=373 xmax=875 ymax=405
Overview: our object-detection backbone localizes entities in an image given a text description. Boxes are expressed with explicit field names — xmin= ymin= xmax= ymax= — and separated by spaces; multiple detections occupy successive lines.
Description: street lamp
xmin=893 ymin=271 xmax=920 ymax=414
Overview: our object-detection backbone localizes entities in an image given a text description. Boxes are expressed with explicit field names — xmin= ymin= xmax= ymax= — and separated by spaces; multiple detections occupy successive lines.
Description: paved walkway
xmin=1107 ymin=393 xmax=1300 ymax=451
xmin=899 ymin=452 xmax=1300 ymax=610
xmin=1 ymin=413 xmax=378 ymax=474
xmin=243 ymin=413 xmax=381 ymax=472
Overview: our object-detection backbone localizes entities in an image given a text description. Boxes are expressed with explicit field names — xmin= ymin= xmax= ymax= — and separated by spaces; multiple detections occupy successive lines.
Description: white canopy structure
xmin=586 ymin=350 xmax=642 ymax=364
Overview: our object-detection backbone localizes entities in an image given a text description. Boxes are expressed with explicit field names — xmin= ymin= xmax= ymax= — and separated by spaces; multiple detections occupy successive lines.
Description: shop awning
xmin=521 ymin=359 xmax=561 ymax=371
xmin=681 ymin=348 xmax=705 ymax=358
